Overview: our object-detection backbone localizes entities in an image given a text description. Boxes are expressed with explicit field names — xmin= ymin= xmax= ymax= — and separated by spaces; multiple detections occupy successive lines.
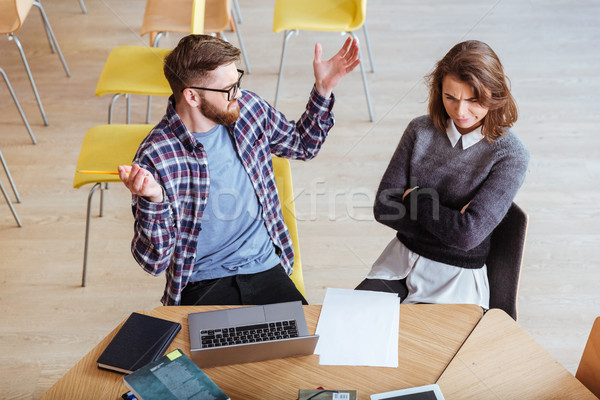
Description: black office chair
xmin=486 ymin=202 xmax=529 ymax=321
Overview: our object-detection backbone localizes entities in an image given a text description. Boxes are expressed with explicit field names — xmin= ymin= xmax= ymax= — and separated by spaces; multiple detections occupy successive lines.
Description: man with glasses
xmin=118 ymin=34 xmax=360 ymax=306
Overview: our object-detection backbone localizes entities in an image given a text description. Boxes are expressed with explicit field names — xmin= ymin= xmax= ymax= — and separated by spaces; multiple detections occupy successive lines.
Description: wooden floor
xmin=0 ymin=0 xmax=598 ymax=398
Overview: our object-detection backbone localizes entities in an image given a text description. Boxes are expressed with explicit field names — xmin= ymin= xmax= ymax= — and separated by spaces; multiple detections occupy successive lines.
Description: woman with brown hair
xmin=355 ymin=40 xmax=529 ymax=308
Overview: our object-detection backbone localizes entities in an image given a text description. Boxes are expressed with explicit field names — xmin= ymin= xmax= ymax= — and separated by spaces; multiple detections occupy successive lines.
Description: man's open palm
xmin=313 ymin=36 xmax=361 ymax=98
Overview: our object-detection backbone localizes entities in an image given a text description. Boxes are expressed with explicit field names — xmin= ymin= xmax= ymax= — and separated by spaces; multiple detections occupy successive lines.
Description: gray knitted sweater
xmin=374 ymin=115 xmax=529 ymax=268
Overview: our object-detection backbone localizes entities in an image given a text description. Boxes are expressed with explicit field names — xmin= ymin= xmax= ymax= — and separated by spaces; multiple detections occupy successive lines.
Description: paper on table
xmin=314 ymin=288 xmax=400 ymax=367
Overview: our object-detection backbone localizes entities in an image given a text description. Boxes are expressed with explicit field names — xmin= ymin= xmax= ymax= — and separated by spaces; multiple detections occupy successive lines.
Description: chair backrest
xmin=486 ymin=202 xmax=529 ymax=321
xmin=576 ymin=317 xmax=600 ymax=397
xmin=204 ymin=0 xmax=231 ymax=33
xmin=272 ymin=157 xmax=306 ymax=297
xmin=140 ymin=0 xmax=190 ymax=44
xmin=348 ymin=0 xmax=367 ymax=31
xmin=94 ymin=46 xmax=172 ymax=98
xmin=141 ymin=0 xmax=230 ymax=46
xmin=273 ymin=0 xmax=364 ymax=33
xmin=0 ymin=0 xmax=32 ymax=33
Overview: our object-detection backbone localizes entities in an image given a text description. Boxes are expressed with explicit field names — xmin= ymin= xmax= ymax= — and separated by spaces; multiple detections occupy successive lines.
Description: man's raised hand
xmin=313 ymin=36 xmax=361 ymax=98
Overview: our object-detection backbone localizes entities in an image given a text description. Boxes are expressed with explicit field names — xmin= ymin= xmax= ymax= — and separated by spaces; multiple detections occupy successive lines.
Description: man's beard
xmin=199 ymin=98 xmax=240 ymax=126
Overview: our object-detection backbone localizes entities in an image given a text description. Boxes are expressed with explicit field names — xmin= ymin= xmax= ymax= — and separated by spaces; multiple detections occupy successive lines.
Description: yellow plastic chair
xmin=1 ymin=0 xmax=71 ymax=126
xmin=576 ymin=317 xmax=600 ymax=397
xmin=140 ymin=0 xmax=251 ymax=73
xmin=272 ymin=0 xmax=374 ymax=121
xmin=73 ymin=131 xmax=306 ymax=295
xmin=95 ymin=46 xmax=172 ymax=124
xmin=94 ymin=0 xmax=205 ymax=124
xmin=73 ymin=124 xmax=153 ymax=286
xmin=272 ymin=157 xmax=305 ymax=297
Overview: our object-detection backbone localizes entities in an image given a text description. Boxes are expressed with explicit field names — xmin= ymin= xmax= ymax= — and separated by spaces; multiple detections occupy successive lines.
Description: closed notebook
xmin=124 ymin=349 xmax=229 ymax=400
xmin=97 ymin=312 xmax=181 ymax=374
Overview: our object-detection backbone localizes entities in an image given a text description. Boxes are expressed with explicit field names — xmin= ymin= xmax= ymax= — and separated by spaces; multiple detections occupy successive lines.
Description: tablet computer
xmin=370 ymin=384 xmax=445 ymax=400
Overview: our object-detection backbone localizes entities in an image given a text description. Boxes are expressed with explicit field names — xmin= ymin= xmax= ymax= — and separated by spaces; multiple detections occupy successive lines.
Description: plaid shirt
xmin=131 ymin=87 xmax=334 ymax=305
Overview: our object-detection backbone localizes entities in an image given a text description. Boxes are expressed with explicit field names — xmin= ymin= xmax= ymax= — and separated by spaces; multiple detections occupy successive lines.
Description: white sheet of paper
xmin=314 ymin=288 xmax=400 ymax=367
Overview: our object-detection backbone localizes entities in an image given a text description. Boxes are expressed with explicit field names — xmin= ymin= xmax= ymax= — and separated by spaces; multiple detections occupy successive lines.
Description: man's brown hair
xmin=426 ymin=40 xmax=518 ymax=141
xmin=164 ymin=34 xmax=241 ymax=98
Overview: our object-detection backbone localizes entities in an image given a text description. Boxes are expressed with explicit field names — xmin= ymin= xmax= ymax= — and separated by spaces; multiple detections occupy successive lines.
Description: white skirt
xmin=365 ymin=237 xmax=489 ymax=309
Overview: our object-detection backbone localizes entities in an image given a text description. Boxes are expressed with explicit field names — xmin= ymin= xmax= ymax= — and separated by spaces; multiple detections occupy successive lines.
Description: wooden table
xmin=40 ymin=304 xmax=482 ymax=400
xmin=436 ymin=309 xmax=596 ymax=399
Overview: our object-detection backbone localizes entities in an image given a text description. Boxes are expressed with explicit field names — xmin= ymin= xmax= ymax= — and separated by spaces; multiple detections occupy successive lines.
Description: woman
xmin=355 ymin=40 xmax=529 ymax=308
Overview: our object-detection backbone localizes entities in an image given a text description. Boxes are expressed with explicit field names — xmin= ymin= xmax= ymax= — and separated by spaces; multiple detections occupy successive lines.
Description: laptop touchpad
xmin=226 ymin=306 xmax=266 ymax=326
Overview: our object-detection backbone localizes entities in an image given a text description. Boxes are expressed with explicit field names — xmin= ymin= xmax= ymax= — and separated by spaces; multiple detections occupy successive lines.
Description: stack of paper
xmin=314 ymin=288 xmax=400 ymax=367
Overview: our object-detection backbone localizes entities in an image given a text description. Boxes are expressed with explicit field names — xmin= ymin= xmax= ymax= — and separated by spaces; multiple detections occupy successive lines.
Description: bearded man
xmin=118 ymin=34 xmax=360 ymax=306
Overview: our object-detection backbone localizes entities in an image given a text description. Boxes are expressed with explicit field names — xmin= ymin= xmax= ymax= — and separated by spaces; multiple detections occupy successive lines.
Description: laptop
xmin=188 ymin=301 xmax=319 ymax=368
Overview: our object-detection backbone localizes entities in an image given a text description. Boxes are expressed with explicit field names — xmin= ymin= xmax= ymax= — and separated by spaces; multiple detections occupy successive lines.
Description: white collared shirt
xmin=365 ymin=120 xmax=490 ymax=309
xmin=446 ymin=119 xmax=484 ymax=149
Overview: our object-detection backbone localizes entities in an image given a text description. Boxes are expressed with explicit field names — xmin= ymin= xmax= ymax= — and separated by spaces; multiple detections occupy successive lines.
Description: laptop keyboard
xmin=200 ymin=320 xmax=299 ymax=348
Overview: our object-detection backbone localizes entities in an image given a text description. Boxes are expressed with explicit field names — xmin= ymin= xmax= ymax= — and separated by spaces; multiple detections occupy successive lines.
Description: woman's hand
xmin=402 ymin=187 xmax=417 ymax=201
xmin=461 ymin=201 xmax=472 ymax=214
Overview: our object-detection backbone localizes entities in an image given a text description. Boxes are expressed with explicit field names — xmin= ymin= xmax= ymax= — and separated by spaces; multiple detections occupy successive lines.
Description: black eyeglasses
xmin=182 ymin=69 xmax=244 ymax=101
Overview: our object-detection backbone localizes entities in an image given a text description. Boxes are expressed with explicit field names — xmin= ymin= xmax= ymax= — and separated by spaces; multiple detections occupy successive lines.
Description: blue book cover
xmin=123 ymin=349 xmax=229 ymax=400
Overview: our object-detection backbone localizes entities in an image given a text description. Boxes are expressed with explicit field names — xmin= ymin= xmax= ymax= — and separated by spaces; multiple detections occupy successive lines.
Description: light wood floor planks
xmin=0 ymin=0 xmax=598 ymax=398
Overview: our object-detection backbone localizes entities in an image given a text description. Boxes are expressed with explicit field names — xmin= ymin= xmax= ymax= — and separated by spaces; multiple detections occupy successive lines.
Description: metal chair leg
xmin=350 ymin=31 xmax=374 ymax=122
xmin=37 ymin=0 xmax=56 ymax=54
xmin=108 ymin=93 xmax=123 ymax=124
xmin=230 ymin=14 xmax=251 ymax=73
xmin=152 ymin=32 xmax=165 ymax=48
xmin=362 ymin=24 xmax=375 ymax=73
xmin=33 ymin=0 xmax=71 ymax=76
xmin=274 ymin=30 xmax=296 ymax=109
xmin=44 ymin=21 xmax=56 ymax=54
xmin=232 ymin=0 xmax=242 ymax=24
xmin=33 ymin=1 xmax=71 ymax=77
xmin=9 ymin=34 xmax=49 ymax=126
xmin=99 ymin=182 xmax=109 ymax=217
xmin=0 ymin=178 xmax=22 ymax=227
xmin=82 ymin=182 xmax=101 ymax=286
xmin=126 ymin=94 xmax=131 ymax=124
xmin=0 ymin=68 xmax=37 ymax=144
xmin=0 ymin=149 xmax=21 ymax=203
xmin=0 ymin=149 xmax=22 ymax=227
xmin=79 ymin=0 xmax=87 ymax=14
xmin=108 ymin=93 xmax=134 ymax=124
xmin=146 ymin=96 xmax=153 ymax=124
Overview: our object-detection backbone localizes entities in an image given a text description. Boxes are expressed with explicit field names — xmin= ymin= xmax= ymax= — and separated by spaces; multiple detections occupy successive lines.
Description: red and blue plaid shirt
xmin=130 ymin=87 xmax=334 ymax=305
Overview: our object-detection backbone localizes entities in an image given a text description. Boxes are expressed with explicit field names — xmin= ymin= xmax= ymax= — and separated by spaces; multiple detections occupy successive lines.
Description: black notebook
xmin=97 ymin=312 xmax=181 ymax=374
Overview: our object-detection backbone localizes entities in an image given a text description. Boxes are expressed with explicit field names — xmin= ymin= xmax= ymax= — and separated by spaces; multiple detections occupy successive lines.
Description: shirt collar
xmin=166 ymin=95 xmax=198 ymax=151
xmin=446 ymin=119 xmax=484 ymax=149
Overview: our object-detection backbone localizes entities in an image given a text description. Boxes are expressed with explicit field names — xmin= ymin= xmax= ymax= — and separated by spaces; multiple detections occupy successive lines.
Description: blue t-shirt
xmin=189 ymin=125 xmax=280 ymax=281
